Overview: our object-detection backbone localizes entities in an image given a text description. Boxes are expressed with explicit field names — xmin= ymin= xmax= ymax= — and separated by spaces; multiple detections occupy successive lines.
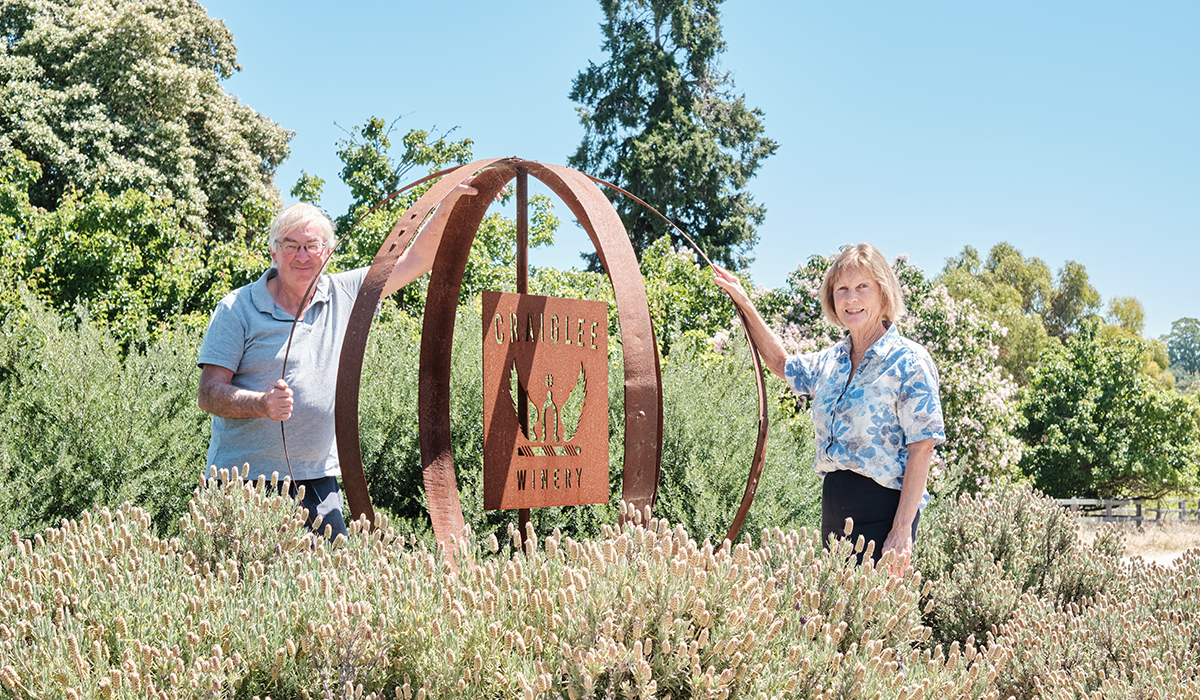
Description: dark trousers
xmin=256 ymin=475 xmax=349 ymax=542
xmin=821 ymin=469 xmax=920 ymax=565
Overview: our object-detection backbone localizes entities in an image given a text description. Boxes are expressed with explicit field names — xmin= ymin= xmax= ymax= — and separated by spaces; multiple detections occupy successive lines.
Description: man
xmin=196 ymin=187 xmax=475 ymax=540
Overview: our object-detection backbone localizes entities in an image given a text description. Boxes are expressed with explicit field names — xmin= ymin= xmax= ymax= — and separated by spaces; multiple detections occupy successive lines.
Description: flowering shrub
xmin=764 ymin=252 xmax=1024 ymax=492
xmin=908 ymin=287 xmax=1024 ymax=492
xmin=4 ymin=468 xmax=1200 ymax=699
xmin=915 ymin=480 xmax=1124 ymax=646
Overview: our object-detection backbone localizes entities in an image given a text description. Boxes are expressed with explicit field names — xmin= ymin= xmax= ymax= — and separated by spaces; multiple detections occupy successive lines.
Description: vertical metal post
xmin=516 ymin=168 xmax=531 ymax=546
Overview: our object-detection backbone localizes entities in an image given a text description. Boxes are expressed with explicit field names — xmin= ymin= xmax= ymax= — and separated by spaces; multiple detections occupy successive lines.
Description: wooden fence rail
xmin=1057 ymin=498 xmax=1200 ymax=524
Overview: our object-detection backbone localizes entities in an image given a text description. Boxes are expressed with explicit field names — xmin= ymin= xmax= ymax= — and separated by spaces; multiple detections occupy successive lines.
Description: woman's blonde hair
xmin=267 ymin=203 xmax=335 ymax=248
xmin=819 ymin=243 xmax=907 ymax=328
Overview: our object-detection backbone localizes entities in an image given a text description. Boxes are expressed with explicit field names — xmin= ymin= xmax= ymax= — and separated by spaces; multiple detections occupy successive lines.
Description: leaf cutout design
xmin=561 ymin=361 xmax=587 ymax=442
xmin=508 ymin=359 xmax=535 ymax=442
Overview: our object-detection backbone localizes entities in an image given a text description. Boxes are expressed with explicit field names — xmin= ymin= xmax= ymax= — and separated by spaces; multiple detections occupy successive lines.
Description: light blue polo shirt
xmin=197 ymin=267 xmax=368 ymax=481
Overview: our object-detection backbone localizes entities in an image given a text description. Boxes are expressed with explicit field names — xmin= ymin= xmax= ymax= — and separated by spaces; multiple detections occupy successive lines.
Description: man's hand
xmin=382 ymin=181 xmax=479 ymax=298
xmin=198 ymin=364 xmax=294 ymax=421
xmin=264 ymin=379 xmax=293 ymax=421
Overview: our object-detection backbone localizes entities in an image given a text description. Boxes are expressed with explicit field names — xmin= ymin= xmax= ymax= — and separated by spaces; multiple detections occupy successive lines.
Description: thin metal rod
xmin=515 ymin=167 xmax=532 ymax=544
xmin=278 ymin=164 xmax=463 ymax=487
xmin=583 ymin=174 xmax=717 ymax=271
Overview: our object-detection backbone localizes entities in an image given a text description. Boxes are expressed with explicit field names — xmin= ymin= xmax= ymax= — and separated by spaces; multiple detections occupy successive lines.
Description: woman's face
xmin=832 ymin=269 xmax=885 ymax=333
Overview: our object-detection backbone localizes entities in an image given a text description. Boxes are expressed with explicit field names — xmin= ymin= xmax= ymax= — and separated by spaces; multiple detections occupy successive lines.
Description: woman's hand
xmin=881 ymin=438 xmax=937 ymax=575
xmin=709 ymin=264 xmax=790 ymax=379
xmin=712 ymin=265 xmax=753 ymax=309
xmin=880 ymin=527 xmax=913 ymax=574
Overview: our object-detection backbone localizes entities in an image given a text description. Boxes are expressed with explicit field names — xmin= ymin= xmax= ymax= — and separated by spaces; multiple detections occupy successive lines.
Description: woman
xmin=714 ymin=243 xmax=945 ymax=567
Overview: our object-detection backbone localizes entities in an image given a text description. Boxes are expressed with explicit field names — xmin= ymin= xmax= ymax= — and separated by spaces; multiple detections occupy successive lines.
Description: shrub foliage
xmin=2 ymin=474 xmax=1198 ymax=699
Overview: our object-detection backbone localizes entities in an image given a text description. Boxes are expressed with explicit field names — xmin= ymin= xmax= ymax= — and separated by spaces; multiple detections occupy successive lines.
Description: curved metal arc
xmin=520 ymin=163 xmax=663 ymax=518
xmin=417 ymin=164 xmax=519 ymax=548
xmin=335 ymin=158 xmax=511 ymax=529
xmin=584 ymin=174 xmax=771 ymax=544
xmin=336 ymin=157 xmax=669 ymax=549
xmin=277 ymin=162 xmax=466 ymax=487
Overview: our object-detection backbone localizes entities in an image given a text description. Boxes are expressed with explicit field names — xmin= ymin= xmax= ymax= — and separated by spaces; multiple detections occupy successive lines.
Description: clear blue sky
xmin=203 ymin=0 xmax=1198 ymax=339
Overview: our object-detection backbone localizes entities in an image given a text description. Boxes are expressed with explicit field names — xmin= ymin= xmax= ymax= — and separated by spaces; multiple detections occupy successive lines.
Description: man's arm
xmin=197 ymin=364 xmax=293 ymax=421
xmin=381 ymin=183 xmax=478 ymax=298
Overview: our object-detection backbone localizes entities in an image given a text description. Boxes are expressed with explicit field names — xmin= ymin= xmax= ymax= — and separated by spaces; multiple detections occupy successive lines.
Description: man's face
xmin=270 ymin=222 xmax=332 ymax=290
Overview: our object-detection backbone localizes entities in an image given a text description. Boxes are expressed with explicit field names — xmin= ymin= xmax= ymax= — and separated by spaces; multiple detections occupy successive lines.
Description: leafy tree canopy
xmin=0 ymin=0 xmax=291 ymax=238
xmin=1 ymin=149 xmax=268 ymax=345
xmin=1106 ymin=295 xmax=1145 ymax=336
xmin=1018 ymin=320 xmax=1200 ymax=499
xmin=939 ymin=244 xmax=1054 ymax=384
xmin=1167 ymin=317 xmax=1200 ymax=377
xmin=569 ymin=0 xmax=777 ymax=271
xmin=939 ymin=242 xmax=1103 ymax=383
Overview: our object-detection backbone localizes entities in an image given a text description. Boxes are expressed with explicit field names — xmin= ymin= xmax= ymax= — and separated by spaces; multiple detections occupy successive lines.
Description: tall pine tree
xmin=569 ymin=0 xmax=777 ymax=271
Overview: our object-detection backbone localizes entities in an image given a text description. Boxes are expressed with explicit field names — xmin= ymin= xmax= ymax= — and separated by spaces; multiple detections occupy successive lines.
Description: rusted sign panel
xmin=482 ymin=290 xmax=609 ymax=510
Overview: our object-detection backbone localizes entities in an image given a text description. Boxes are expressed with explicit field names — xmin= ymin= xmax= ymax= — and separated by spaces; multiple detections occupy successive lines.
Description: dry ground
xmin=1079 ymin=520 xmax=1200 ymax=567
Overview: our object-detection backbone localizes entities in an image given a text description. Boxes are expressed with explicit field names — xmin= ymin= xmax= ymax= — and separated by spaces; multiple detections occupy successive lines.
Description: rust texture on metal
xmin=583 ymin=173 xmax=769 ymax=544
xmin=335 ymin=158 xmax=664 ymax=551
xmin=335 ymin=159 xmax=506 ymax=533
xmin=515 ymin=168 xmax=530 ymax=538
xmin=482 ymin=291 xmax=609 ymax=510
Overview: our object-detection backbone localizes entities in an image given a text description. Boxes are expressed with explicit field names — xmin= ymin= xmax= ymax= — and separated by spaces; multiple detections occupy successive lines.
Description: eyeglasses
xmin=274 ymin=240 xmax=330 ymax=255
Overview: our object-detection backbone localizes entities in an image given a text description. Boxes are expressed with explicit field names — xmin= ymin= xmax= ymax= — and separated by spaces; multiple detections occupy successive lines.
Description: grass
xmin=1080 ymin=520 xmax=1200 ymax=564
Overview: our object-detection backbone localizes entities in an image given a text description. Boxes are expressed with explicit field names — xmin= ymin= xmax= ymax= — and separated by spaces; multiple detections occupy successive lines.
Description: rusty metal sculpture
xmin=481 ymin=290 xmax=611 ymax=511
xmin=332 ymin=158 xmax=769 ymax=550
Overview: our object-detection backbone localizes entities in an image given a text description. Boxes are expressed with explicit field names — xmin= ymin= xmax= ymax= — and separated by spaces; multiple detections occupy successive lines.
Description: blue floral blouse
xmin=784 ymin=324 xmax=945 ymax=508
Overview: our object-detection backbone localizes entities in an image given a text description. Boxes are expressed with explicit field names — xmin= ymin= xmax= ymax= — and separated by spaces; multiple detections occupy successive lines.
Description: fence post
xmin=1135 ymin=500 xmax=1143 ymax=525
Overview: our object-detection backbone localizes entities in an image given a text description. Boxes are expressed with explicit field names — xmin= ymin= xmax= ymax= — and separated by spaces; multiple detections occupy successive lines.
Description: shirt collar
xmin=834 ymin=322 xmax=901 ymax=360
xmin=250 ymin=268 xmax=331 ymax=320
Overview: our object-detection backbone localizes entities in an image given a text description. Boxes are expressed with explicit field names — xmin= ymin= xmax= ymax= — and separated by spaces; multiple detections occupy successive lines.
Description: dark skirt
xmin=821 ymin=469 xmax=920 ymax=565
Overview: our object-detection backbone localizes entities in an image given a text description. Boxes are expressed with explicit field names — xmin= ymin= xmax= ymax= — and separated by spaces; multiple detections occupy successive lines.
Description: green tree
xmin=1017 ymin=321 xmax=1200 ymax=499
xmin=1167 ymin=317 xmax=1200 ymax=376
xmin=569 ymin=0 xmax=777 ymax=271
xmin=939 ymin=244 xmax=1053 ymax=384
xmin=1106 ymin=295 xmax=1145 ymax=335
xmin=1045 ymin=260 xmax=1102 ymax=338
xmin=980 ymin=242 xmax=1054 ymax=315
xmin=0 ymin=149 xmax=267 ymax=344
xmin=0 ymin=0 xmax=291 ymax=237
xmin=939 ymin=242 xmax=1103 ymax=383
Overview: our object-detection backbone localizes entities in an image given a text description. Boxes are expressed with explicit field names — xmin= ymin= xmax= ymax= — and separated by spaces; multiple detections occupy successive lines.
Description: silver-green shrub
xmin=0 ymin=294 xmax=207 ymax=535
xmin=4 ymin=476 xmax=1200 ymax=698
xmin=916 ymin=480 xmax=1126 ymax=646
